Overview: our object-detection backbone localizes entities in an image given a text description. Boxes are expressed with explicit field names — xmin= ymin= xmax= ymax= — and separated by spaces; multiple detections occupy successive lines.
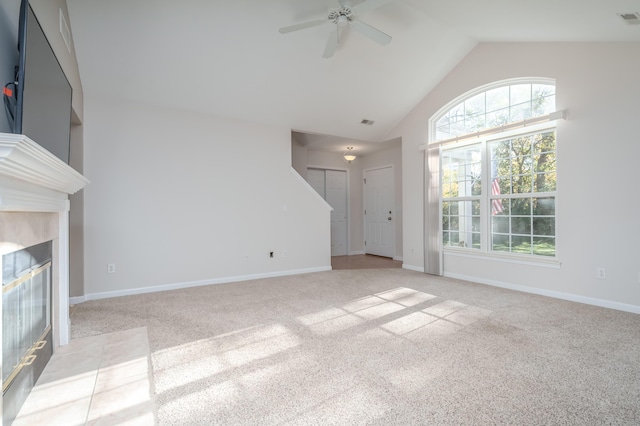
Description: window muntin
xmin=441 ymin=130 xmax=557 ymax=257
xmin=442 ymin=145 xmax=482 ymax=249
xmin=489 ymin=131 xmax=556 ymax=257
xmin=435 ymin=83 xmax=555 ymax=141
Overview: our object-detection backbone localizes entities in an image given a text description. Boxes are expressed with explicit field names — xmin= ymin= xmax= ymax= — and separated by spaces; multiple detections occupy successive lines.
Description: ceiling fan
xmin=279 ymin=0 xmax=394 ymax=58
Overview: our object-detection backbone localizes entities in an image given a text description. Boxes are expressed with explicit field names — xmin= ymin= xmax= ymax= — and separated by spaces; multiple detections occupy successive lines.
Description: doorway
xmin=364 ymin=166 xmax=395 ymax=258
xmin=307 ymin=168 xmax=348 ymax=256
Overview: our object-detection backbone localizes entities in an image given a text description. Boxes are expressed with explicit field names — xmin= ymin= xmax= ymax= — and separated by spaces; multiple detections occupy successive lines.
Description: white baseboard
xmin=76 ymin=266 xmax=332 ymax=303
xmin=349 ymin=251 xmax=365 ymax=256
xmin=69 ymin=296 xmax=86 ymax=305
xmin=444 ymin=272 xmax=640 ymax=315
xmin=402 ymin=264 xmax=425 ymax=273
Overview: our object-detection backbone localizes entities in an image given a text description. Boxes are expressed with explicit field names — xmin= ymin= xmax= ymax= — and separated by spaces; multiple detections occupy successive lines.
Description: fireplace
xmin=0 ymin=133 xmax=89 ymax=421
xmin=2 ymin=241 xmax=53 ymax=424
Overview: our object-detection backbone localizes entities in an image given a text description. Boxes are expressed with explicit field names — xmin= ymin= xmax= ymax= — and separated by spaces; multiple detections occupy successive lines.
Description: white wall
xmin=83 ymin=95 xmax=330 ymax=298
xmin=392 ymin=42 xmax=640 ymax=310
xmin=291 ymin=134 xmax=308 ymax=178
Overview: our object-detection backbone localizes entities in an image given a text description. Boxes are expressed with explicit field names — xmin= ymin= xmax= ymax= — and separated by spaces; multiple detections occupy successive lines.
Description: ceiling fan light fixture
xmin=343 ymin=146 xmax=357 ymax=163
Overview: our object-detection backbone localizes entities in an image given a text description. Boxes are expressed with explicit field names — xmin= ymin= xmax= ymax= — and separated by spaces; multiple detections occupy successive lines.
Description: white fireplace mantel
xmin=0 ymin=132 xmax=88 ymax=211
xmin=0 ymin=132 xmax=90 ymax=347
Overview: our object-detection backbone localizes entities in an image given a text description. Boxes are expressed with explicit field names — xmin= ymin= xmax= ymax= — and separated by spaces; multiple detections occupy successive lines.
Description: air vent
xmin=617 ymin=12 xmax=640 ymax=25
xmin=361 ymin=119 xmax=375 ymax=125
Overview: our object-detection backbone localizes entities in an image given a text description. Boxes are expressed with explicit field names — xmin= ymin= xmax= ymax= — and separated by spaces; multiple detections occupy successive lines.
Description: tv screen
xmin=0 ymin=0 xmax=20 ymax=133
xmin=14 ymin=1 xmax=72 ymax=164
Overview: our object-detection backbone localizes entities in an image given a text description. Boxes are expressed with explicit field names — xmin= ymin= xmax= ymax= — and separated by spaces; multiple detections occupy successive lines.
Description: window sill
xmin=443 ymin=248 xmax=561 ymax=269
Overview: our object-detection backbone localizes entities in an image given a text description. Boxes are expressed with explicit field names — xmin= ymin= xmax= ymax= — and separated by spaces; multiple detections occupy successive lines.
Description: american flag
xmin=491 ymin=178 xmax=503 ymax=215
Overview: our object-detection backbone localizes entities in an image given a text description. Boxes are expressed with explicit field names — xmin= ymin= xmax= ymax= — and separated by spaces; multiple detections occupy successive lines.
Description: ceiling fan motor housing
xmin=329 ymin=7 xmax=354 ymax=25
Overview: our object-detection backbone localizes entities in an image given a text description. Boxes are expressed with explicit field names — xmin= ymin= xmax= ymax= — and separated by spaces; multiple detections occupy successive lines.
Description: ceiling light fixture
xmin=343 ymin=147 xmax=356 ymax=163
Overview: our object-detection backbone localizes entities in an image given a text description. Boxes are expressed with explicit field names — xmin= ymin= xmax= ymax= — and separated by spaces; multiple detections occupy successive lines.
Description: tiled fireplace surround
xmin=0 ymin=132 xmax=89 ymax=418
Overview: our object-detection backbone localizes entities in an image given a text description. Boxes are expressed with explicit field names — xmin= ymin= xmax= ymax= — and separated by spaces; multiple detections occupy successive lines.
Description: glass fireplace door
xmin=2 ymin=241 xmax=53 ymax=425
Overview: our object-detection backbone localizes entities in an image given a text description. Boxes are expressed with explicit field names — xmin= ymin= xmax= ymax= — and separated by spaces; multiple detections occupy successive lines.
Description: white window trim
xmin=439 ymin=124 xmax=560 ymax=265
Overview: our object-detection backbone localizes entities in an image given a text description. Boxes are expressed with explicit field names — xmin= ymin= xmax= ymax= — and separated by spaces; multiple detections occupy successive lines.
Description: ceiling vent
xmin=361 ymin=119 xmax=375 ymax=125
xmin=617 ymin=12 xmax=640 ymax=25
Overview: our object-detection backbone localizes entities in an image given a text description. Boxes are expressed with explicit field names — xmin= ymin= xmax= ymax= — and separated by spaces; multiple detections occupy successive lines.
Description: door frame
xmin=363 ymin=164 xmax=395 ymax=258
xmin=308 ymin=165 xmax=351 ymax=256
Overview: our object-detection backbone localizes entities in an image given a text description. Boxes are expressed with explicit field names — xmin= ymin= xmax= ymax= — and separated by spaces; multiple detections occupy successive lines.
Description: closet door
xmin=307 ymin=168 xmax=348 ymax=256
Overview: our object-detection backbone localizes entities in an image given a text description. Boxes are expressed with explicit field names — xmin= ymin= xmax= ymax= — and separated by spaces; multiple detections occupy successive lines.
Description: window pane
xmin=492 ymin=216 xmax=509 ymax=233
xmin=534 ymin=172 xmax=556 ymax=192
xmin=450 ymin=231 xmax=460 ymax=245
xmin=511 ymin=198 xmax=531 ymax=215
xmin=465 ymin=92 xmax=485 ymax=117
xmin=533 ymin=237 xmax=555 ymax=256
xmin=441 ymin=199 xmax=481 ymax=250
xmin=467 ymin=113 xmax=486 ymax=132
xmin=533 ymin=217 xmax=555 ymax=236
xmin=511 ymin=235 xmax=532 ymax=254
xmin=492 ymin=234 xmax=510 ymax=252
xmin=472 ymin=233 xmax=481 ymax=249
xmin=486 ymin=108 xmax=509 ymax=128
xmin=534 ymin=95 xmax=555 ymax=116
xmin=533 ymin=132 xmax=556 ymax=154
xmin=532 ymin=84 xmax=554 ymax=98
xmin=472 ymin=200 xmax=480 ymax=215
xmin=533 ymin=197 xmax=555 ymax=216
xmin=511 ymin=174 xmax=533 ymax=194
xmin=510 ymin=84 xmax=531 ymax=105
xmin=492 ymin=198 xmax=506 ymax=215
xmin=486 ymin=86 xmax=509 ymax=113
xmin=511 ymin=136 xmax=532 ymax=157
xmin=510 ymin=102 xmax=532 ymax=122
xmin=511 ymin=217 xmax=531 ymax=234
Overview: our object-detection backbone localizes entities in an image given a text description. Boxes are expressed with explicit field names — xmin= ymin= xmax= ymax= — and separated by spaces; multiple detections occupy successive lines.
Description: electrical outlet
xmin=597 ymin=268 xmax=606 ymax=279
xmin=107 ymin=264 xmax=115 ymax=274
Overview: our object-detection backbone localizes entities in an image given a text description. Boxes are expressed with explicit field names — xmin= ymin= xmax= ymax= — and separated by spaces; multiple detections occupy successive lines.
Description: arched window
xmin=428 ymin=79 xmax=561 ymax=260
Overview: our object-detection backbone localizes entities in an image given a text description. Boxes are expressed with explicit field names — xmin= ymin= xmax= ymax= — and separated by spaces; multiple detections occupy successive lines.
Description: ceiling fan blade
xmin=323 ymin=28 xmax=339 ymax=58
xmin=337 ymin=0 xmax=351 ymax=7
xmin=351 ymin=20 xmax=392 ymax=45
xmin=279 ymin=19 xmax=328 ymax=34
xmin=351 ymin=0 xmax=395 ymax=15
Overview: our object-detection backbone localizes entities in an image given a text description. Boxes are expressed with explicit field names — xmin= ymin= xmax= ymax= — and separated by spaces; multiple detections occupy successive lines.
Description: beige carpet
xmin=71 ymin=269 xmax=640 ymax=425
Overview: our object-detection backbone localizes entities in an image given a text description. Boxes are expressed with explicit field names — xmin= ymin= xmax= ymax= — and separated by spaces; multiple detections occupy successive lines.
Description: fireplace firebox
xmin=2 ymin=241 xmax=53 ymax=425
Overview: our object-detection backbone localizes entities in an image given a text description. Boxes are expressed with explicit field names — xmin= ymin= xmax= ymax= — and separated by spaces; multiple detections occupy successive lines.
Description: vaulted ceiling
xmin=67 ymin=0 xmax=640 ymax=146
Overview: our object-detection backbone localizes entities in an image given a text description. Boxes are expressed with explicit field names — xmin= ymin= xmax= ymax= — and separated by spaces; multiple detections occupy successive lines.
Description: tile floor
xmin=331 ymin=254 xmax=402 ymax=270
xmin=13 ymin=327 xmax=157 ymax=425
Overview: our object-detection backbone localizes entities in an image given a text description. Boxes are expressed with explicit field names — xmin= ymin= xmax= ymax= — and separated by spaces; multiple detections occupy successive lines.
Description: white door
xmin=307 ymin=168 xmax=348 ymax=256
xmin=325 ymin=170 xmax=348 ymax=256
xmin=364 ymin=166 xmax=394 ymax=258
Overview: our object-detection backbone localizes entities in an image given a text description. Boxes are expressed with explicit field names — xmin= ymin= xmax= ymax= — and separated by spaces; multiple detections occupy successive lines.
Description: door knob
xmin=388 ymin=217 xmax=392 ymax=220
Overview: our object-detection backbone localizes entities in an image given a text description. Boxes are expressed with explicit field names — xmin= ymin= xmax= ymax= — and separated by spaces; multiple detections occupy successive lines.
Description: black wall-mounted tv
xmin=12 ymin=0 xmax=72 ymax=164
